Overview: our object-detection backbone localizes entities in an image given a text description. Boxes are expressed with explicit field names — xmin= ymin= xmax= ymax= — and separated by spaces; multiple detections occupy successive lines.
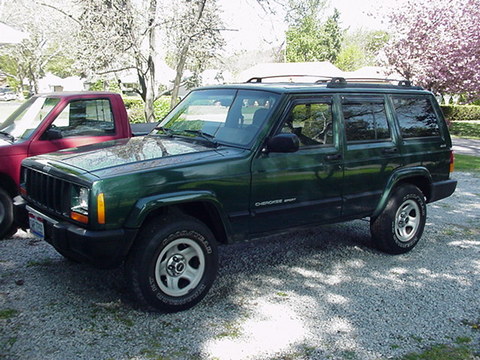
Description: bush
xmin=440 ymin=105 xmax=480 ymax=121
xmin=449 ymin=121 xmax=480 ymax=139
xmin=123 ymin=97 xmax=171 ymax=123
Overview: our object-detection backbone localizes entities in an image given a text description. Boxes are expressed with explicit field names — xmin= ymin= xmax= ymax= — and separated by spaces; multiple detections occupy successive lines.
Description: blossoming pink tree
xmin=383 ymin=0 xmax=480 ymax=99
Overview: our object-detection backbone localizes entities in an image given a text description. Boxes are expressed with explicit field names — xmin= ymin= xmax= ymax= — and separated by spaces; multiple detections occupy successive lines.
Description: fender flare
xmin=124 ymin=190 xmax=232 ymax=238
xmin=372 ymin=167 xmax=432 ymax=218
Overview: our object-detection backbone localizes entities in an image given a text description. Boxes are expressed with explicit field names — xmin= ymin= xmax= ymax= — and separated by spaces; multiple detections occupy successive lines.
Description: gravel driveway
xmin=1 ymin=172 xmax=479 ymax=360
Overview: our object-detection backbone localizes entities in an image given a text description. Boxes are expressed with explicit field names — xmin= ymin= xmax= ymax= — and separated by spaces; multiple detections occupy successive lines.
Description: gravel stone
xmin=1 ymin=172 xmax=479 ymax=360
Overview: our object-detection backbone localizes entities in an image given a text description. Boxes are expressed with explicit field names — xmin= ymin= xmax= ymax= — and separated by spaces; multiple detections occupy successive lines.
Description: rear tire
xmin=370 ymin=184 xmax=426 ymax=254
xmin=0 ymin=188 xmax=16 ymax=239
xmin=125 ymin=214 xmax=218 ymax=312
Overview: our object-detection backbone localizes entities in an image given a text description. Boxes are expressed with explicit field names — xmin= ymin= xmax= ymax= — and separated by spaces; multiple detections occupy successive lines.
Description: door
xmin=250 ymin=96 xmax=343 ymax=234
xmin=28 ymin=98 xmax=118 ymax=156
xmin=341 ymin=95 xmax=401 ymax=217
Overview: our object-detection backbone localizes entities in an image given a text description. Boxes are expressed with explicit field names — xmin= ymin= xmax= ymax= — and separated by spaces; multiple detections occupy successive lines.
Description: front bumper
xmin=13 ymin=196 xmax=137 ymax=268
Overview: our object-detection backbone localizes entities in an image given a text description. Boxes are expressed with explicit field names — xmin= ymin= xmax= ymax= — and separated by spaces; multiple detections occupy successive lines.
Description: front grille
xmin=24 ymin=168 xmax=72 ymax=216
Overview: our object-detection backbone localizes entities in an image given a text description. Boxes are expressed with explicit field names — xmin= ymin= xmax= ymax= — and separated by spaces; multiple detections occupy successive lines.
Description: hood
xmin=0 ymin=138 xmax=10 ymax=147
xmin=39 ymin=136 xmax=220 ymax=177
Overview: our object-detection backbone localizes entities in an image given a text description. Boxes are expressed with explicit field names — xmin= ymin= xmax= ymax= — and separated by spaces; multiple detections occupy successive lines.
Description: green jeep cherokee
xmin=14 ymin=77 xmax=457 ymax=312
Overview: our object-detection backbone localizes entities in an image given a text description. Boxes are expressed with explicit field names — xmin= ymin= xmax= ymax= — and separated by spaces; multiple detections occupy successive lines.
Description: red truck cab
xmin=0 ymin=92 xmax=135 ymax=238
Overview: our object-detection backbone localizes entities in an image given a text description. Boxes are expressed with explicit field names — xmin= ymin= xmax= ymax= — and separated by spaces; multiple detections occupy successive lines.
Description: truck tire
xmin=370 ymin=184 xmax=426 ymax=254
xmin=125 ymin=214 xmax=218 ymax=312
xmin=0 ymin=188 xmax=16 ymax=239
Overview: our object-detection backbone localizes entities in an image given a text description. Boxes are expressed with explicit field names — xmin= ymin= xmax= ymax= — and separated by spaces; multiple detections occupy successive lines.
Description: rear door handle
xmin=325 ymin=153 xmax=342 ymax=161
xmin=382 ymin=147 xmax=398 ymax=154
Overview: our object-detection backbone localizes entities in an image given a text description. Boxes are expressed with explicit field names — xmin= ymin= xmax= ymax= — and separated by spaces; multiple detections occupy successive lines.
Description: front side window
xmin=392 ymin=96 xmax=440 ymax=138
xmin=280 ymin=99 xmax=334 ymax=147
xmin=158 ymin=89 xmax=280 ymax=147
xmin=343 ymin=97 xmax=390 ymax=142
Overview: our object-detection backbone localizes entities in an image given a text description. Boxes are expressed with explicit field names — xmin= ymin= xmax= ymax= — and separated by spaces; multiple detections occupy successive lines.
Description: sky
xmin=218 ymin=0 xmax=399 ymax=54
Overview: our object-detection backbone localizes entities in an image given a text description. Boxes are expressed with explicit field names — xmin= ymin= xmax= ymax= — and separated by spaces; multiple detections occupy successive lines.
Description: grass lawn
xmin=454 ymin=154 xmax=480 ymax=172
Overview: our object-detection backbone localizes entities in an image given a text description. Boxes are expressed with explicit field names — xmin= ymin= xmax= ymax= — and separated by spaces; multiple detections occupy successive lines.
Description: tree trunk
xmin=170 ymin=45 xmax=189 ymax=109
xmin=169 ymin=0 xmax=207 ymax=109
xmin=141 ymin=0 xmax=158 ymax=123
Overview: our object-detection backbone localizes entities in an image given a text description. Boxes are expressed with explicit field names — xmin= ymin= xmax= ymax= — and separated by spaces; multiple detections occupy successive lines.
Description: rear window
xmin=342 ymin=96 xmax=391 ymax=142
xmin=392 ymin=96 xmax=440 ymax=138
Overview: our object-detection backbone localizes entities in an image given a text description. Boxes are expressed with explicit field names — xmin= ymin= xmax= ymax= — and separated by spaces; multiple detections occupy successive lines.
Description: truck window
xmin=342 ymin=96 xmax=390 ymax=142
xmin=51 ymin=99 xmax=115 ymax=137
xmin=392 ymin=96 xmax=440 ymax=138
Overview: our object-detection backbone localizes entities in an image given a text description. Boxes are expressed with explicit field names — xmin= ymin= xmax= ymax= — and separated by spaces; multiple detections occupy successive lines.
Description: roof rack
xmin=325 ymin=77 xmax=423 ymax=90
xmin=244 ymin=75 xmax=424 ymax=90
xmin=245 ymin=75 xmax=335 ymax=83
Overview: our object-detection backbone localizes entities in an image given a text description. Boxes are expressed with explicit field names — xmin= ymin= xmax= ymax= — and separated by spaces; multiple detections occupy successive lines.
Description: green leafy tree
xmin=285 ymin=1 xmax=343 ymax=63
xmin=335 ymin=30 xmax=389 ymax=71
xmin=335 ymin=43 xmax=365 ymax=71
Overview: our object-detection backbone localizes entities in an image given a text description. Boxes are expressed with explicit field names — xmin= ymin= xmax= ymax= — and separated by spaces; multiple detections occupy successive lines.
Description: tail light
xmin=449 ymin=150 xmax=455 ymax=174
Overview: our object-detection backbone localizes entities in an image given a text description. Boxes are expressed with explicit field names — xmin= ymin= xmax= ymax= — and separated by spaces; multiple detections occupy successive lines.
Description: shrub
xmin=449 ymin=122 xmax=480 ymax=139
xmin=440 ymin=105 xmax=480 ymax=121
xmin=123 ymin=97 xmax=171 ymax=123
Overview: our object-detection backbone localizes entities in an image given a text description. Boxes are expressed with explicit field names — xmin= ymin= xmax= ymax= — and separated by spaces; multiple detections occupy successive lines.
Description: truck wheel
xmin=125 ymin=215 xmax=218 ymax=312
xmin=370 ymin=184 xmax=426 ymax=254
xmin=0 ymin=188 xmax=16 ymax=239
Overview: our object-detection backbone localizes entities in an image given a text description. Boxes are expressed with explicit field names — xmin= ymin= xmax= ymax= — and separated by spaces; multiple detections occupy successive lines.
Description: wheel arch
xmin=125 ymin=191 xmax=231 ymax=245
xmin=372 ymin=167 xmax=432 ymax=219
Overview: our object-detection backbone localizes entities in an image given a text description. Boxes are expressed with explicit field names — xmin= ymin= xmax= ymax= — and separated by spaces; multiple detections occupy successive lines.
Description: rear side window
xmin=342 ymin=96 xmax=390 ymax=142
xmin=392 ymin=96 xmax=440 ymax=138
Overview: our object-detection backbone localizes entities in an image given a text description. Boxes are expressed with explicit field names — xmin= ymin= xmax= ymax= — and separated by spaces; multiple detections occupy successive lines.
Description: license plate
xmin=29 ymin=213 xmax=45 ymax=240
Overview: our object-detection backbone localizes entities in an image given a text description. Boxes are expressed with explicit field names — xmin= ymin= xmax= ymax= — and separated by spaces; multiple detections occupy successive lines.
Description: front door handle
xmin=325 ymin=153 xmax=342 ymax=161
xmin=382 ymin=147 xmax=398 ymax=154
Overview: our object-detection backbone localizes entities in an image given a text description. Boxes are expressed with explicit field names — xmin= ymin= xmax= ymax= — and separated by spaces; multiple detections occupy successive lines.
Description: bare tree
xmin=0 ymin=0 xmax=77 ymax=93
xmin=165 ymin=0 xmax=226 ymax=108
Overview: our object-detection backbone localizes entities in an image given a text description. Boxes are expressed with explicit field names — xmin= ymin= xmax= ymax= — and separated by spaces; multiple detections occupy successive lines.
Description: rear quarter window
xmin=392 ymin=96 xmax=440 ymax=138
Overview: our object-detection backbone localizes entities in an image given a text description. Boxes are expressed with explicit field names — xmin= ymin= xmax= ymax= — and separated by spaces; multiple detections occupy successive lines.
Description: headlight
xmin=71 ymin=186 xmax=89 ymax=223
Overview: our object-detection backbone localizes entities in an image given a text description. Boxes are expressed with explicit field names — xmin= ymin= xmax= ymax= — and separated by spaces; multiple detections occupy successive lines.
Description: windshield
xmin=0 ymin=96 xmax=60 ymax=142
xmin=156 ymin=89 xmax=280 ymax=147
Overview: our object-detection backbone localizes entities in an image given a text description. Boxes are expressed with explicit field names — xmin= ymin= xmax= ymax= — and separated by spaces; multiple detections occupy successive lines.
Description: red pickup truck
xmin=0 ymin=92 xmax=155 ymax=238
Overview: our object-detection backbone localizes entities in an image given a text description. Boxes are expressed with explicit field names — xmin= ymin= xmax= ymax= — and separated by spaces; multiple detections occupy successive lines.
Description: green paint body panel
xmin=17 ymin=82 xmax=457 ymax=265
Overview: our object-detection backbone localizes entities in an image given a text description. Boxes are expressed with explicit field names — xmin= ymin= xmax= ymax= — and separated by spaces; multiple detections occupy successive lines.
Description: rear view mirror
xmin=266 ymin=133 xmax=300 ymax=153
xmin=43 ymin=128 xmax=63 ymax=140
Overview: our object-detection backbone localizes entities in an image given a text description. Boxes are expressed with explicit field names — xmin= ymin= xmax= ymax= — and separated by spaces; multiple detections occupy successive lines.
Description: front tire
xmin=125 ymin=215 xmax=218 ymax=312
xmin=0 ymin=188 xmax=16 ymax=239
xmin=370 ymin=184 xmax=426 ymax=254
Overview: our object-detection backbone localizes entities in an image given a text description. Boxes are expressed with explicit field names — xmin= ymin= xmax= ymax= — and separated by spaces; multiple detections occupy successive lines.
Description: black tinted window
xmin=281 ymin=99 xmax=334 ymax=147
xmin=392 ymin=96 xmax=440 ymax=138
xmin=343 ymin=97 xmax=390 ymax=142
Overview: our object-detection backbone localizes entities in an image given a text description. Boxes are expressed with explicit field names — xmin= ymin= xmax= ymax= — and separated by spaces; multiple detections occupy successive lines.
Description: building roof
xmin=237 ymin=62 xmax=344 ymax=83
xmin=0 ymin=22 xmax=28 ymax=44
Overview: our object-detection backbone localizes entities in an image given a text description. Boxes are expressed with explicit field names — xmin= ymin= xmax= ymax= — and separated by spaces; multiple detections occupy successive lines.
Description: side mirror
xmin=266 ymin=133 xmax=300 ymax=153
xmin=43 ymin=128 xmax=63 ymax=140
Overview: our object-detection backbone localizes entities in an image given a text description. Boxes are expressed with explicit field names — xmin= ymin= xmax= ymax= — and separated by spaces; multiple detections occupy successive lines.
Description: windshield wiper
xmin=0 ymin=131 xmax=14 ymax=142
xmin=155 ymin=126 xmax=174 ymax=136
xmin=183 ymin=129 xmax=218 ymax=146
